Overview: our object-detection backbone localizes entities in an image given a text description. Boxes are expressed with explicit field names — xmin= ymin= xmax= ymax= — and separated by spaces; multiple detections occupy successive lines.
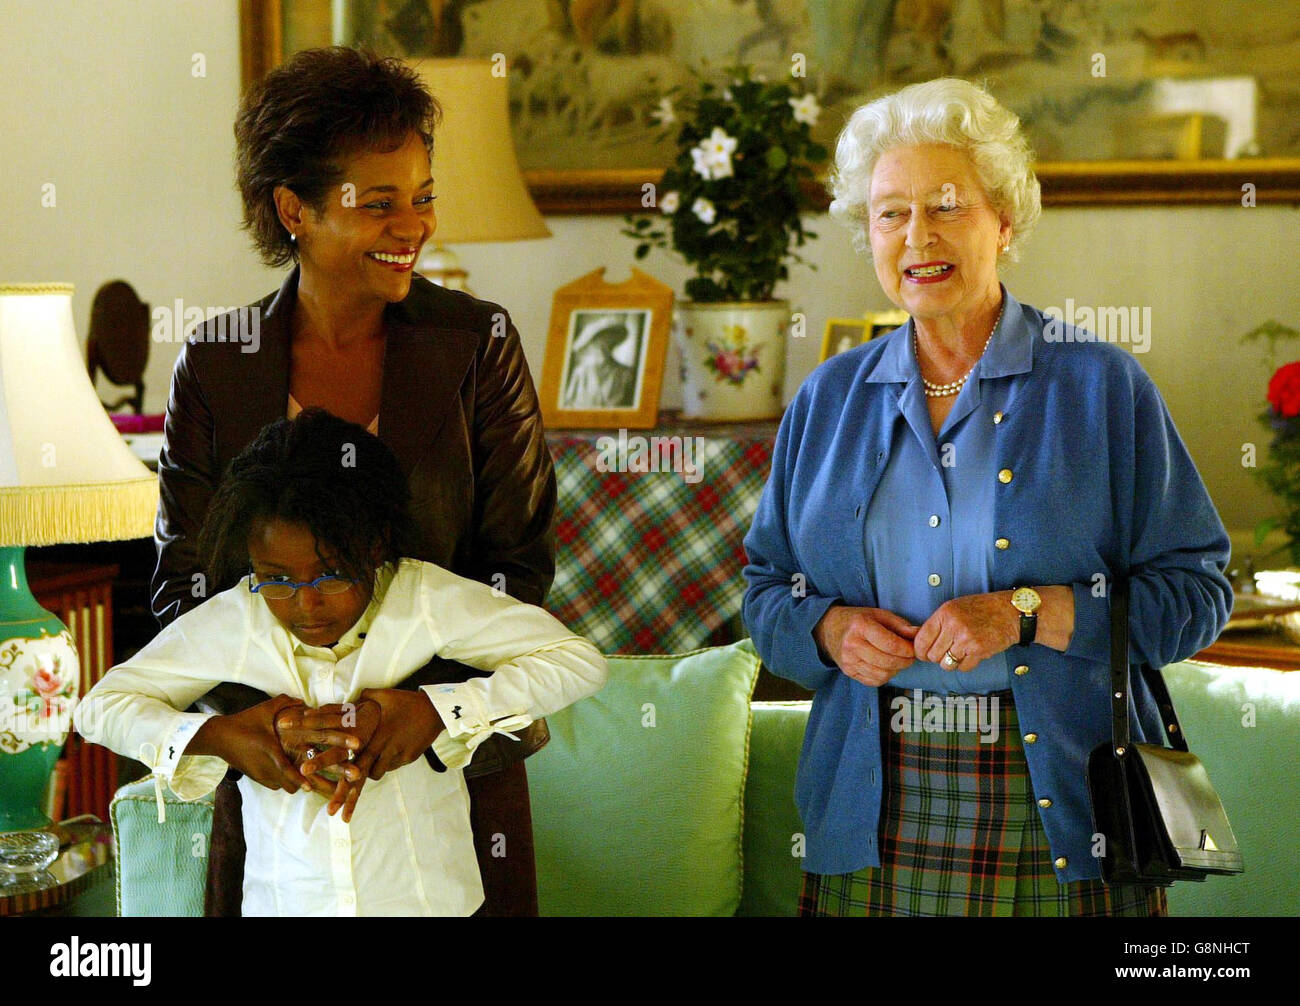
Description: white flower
xmin=691 ymin=145 xmax=715 ymax=180
xmin=650 ymin=97 xmax=675 ymax=126
xmin=692 ymin=198 xmax=717 ymax=224
xmin=659 ymin=190 xmax=680 ymax=214
xmin=705 ymin=126 xmax=738 ymax=161
xmin=707 ymin=151 xmax=734 ymax=180
xmin=789 ymin=94 xmax=821 ymax=126
xmin=691 ymin=126 xmax=738 ymax=180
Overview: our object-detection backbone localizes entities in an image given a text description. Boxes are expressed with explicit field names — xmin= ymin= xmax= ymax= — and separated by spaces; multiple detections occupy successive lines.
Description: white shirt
xmin=74 ymin=559 xmax=607 ymax=916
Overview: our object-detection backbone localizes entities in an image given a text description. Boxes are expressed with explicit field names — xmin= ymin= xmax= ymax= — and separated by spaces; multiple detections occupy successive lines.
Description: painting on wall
xmin=243 ymin=0 xmax=1300 ymax=208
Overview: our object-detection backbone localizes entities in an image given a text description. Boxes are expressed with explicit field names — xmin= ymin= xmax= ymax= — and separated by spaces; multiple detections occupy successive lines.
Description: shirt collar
xmin=863 ymin=285 xmax=1035 ymax=385
xmin=288 ymin=562 xmax=395 ymax=659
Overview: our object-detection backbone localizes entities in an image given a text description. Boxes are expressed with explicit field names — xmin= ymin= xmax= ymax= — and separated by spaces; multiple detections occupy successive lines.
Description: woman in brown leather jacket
xmin=151 ymin=46 xmax=557 ymax=915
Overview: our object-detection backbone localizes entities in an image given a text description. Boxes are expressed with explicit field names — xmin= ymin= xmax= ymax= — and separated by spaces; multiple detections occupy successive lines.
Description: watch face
xmin=1011 ymin=587 xmax=1042 ymax=614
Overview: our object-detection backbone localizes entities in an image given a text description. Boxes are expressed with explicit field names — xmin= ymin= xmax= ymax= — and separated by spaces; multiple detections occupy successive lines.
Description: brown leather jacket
xmin=153 ymin=266 xmax=556 ymax=621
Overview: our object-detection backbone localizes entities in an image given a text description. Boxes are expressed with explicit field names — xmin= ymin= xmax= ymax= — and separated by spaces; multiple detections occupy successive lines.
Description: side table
xmin=545 ymin=414 xmax=777 ymax=654
xmin=0 ymin=815 xmax=114 ymax=916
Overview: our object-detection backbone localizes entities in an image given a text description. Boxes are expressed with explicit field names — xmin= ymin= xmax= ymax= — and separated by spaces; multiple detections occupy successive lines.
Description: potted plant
xmin=1249 ymin=321 xmax=1300 ymax=565
xmin=1239 ymin=320 xmax=1300 ymax=639
xmin=624 ymin=66 xmax=826 ymax=420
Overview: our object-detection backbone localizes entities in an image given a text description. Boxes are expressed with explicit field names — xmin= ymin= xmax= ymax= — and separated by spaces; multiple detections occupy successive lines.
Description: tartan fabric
xmin=798 ymin=686 xmax=1167 ymax=917
xmin=545 ymin=422 xmax=775 ymax=654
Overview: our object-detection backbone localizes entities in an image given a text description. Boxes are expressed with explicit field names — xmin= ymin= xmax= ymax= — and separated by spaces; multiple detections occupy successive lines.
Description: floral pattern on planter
xmin=675 ymin=302 xmax=787 ymax=421
xmin=704 ymin=324 xmax=762 ymax=385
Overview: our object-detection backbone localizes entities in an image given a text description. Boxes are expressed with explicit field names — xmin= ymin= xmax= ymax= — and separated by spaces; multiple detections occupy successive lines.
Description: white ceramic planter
xmin=674 ymin=300 xmax=788 ymax=421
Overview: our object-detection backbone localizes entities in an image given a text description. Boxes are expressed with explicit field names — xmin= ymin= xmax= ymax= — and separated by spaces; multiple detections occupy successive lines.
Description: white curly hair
xmin=828 ymin=78 xmax=1041 ymax=261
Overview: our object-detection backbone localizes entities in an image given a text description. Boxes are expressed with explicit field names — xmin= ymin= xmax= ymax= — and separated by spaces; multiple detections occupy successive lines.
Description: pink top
xmin=287 ymin=394 xmax=379 ymax=435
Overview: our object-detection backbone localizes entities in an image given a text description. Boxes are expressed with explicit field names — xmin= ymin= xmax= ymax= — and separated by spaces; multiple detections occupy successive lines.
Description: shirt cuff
xmin=419 ymin=683 xmax=532 ymax=768
xmin=153 ymin=712 xmax=226 ymax=801
xmin=431 ymin=730 xmax=472 ymax=772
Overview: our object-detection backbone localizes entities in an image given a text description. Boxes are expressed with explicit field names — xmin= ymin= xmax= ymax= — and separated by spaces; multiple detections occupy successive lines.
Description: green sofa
xmin=109 ymin=641 xmax=1300 ymax=916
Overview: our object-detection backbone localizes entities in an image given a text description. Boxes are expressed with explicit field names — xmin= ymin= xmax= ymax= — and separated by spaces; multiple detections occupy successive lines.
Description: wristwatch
xmin=1010 ymin=586 xmax=1042 ymax=646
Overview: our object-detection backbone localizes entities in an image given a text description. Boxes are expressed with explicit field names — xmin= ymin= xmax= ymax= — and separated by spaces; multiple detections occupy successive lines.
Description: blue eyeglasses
xmin=247 ymin=568 xmax=357 ymax=600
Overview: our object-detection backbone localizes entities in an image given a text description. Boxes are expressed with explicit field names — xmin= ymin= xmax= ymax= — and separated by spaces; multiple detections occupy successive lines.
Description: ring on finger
xmin=346 ymin=749 xmax=355 ymax=762
xmin=942 ymin=650 xmax=961 ymax=668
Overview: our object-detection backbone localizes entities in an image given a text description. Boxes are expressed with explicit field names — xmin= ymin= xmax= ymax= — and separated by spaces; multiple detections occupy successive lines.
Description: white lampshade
xmin=0 ymin=284 xmax=157 ymax=546
xmin=411 ymin=58 xmax=550 ymax=244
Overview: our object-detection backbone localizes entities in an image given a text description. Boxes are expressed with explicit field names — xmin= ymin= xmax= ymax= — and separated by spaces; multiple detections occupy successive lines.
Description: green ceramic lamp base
xmin=0 ymin=546 xmax=79 ymax=833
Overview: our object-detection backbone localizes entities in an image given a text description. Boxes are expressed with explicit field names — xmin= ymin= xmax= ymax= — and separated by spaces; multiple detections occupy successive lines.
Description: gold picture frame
xmin=241 ymin=0 xmax=1300 ymax=213
xmin=539 ymin=269 xmax=673 ymax=430
xmin=819 ymin=319 xmax=869 ymax=362
xmin=819 ymin=310 xmax=909 ymax=362
xmin=865 ymin=309 xmax=911 ymax=341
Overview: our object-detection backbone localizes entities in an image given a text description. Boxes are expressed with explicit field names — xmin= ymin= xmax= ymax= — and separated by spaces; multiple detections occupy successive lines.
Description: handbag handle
xmin=1109 ymin=579 xmax=1189 ymax=755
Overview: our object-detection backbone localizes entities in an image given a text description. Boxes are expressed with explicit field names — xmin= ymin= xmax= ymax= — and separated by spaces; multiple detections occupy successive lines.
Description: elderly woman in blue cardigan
xmin=742 ymin=78 xmax=1231 ymax=917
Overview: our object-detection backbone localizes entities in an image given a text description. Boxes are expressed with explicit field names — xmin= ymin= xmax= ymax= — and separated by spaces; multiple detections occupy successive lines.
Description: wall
xmin=3 ymin=1 xmax=1299 ymax=554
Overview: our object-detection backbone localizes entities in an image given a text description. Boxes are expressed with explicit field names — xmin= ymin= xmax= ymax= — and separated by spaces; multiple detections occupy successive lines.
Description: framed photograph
xmin=819 ymin=310 xmax=909 ymax=362
xmin=540 ymin=268 xmax=673 ymax=430
xmin=243 ymin=0 xmax=1300 ymax=211
xmin=819 ymin=319 xmax=870 ymax=362
xmin=865 ymin=309 xmax=910 ymax=341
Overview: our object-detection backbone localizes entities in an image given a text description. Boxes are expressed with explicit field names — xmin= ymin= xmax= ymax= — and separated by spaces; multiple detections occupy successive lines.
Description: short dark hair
xmin=197 ymin=408 xmax=421 ymax=594
xmin=234 ymin=46 xmax=441 ymax=268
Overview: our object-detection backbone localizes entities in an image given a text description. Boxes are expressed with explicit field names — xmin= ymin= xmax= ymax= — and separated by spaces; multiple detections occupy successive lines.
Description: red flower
xmin=1267 ymin=362 xmax=1300 ymax=418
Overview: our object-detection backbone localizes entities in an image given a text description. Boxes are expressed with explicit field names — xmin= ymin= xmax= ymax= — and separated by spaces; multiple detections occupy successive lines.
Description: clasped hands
xmin=814 ymin=590 xmax=1061 ymax=688
xmin=195 ymin=688 xmax=443 ymax=823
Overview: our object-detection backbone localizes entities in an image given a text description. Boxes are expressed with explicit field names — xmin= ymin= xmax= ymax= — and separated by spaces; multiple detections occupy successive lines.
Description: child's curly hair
xmin=197 ymin=408 xmax=421 ymax=594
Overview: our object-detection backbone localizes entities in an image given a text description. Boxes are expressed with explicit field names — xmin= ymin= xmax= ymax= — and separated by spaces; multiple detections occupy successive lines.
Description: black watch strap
xmin=1019 ymin=611 xmax=1038 ymax=646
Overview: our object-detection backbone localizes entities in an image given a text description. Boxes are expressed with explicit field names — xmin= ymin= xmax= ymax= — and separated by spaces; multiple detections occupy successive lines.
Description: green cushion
xmin=529 ymin=640 xmax=761 ymax=916
xmin=739 ymin=701 xmax=810 ymax=916
xmin=1161 ymin=661 xmax=1300 ymax=917
xmin=110 ymin=778 xmax=212 ymax=917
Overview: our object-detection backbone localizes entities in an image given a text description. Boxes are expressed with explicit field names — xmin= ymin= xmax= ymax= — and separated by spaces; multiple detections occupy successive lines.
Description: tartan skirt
xmin=799 ymin=686 xmax=1167 ymax=917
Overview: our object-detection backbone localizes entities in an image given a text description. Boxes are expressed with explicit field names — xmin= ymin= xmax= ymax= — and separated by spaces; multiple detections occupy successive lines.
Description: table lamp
xmin=0 ymin=284 xmax=157 ymax=837
xmin=412 ymin=58 xmax=550 ymax=292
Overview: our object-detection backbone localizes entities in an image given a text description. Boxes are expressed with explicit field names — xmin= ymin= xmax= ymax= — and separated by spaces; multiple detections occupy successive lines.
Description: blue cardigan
xmin=742 ymin=291 xmax=1232 ymax=881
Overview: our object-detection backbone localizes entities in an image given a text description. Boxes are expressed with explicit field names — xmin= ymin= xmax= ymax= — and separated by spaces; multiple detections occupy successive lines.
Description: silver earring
xmin=290 ymin=232 xmax=297 ymax=243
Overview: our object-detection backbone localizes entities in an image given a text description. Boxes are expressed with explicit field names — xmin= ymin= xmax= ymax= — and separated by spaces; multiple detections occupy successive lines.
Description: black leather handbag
xmin=1086 ymin=580 xmax=1243 ymax=886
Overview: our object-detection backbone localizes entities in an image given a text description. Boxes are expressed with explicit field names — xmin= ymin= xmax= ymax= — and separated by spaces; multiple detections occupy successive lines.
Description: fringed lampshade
xmin=0 ymin=283 xmax=157 ymax=840
xmin=0 ymin=284 xmax=157 ymax=545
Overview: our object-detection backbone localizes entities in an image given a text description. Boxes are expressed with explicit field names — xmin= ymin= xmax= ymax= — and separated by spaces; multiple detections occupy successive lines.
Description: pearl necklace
xmin=916 ymin=302 xmax=1005 ymax=398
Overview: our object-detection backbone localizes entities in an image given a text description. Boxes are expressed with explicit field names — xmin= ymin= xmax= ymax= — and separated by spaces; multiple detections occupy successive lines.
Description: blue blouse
xmin=867 ymin=304 xmax=1012 ymax=693
xmin=742 ymin=289 xmax=1232 ymax=881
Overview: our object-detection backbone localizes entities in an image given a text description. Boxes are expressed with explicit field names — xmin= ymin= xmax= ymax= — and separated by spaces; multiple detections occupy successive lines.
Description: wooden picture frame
xmin=241 ymin=0 xmax=1300 ymax=213
xmin=819 ymin=310 xmax=909 ymax=362
xmin=540 ymin=269 xmax=673 ymax=430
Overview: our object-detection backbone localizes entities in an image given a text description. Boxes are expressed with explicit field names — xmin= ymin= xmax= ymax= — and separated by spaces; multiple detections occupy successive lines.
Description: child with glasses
xmin=75 ymin=408 xmax=607 ymax=916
